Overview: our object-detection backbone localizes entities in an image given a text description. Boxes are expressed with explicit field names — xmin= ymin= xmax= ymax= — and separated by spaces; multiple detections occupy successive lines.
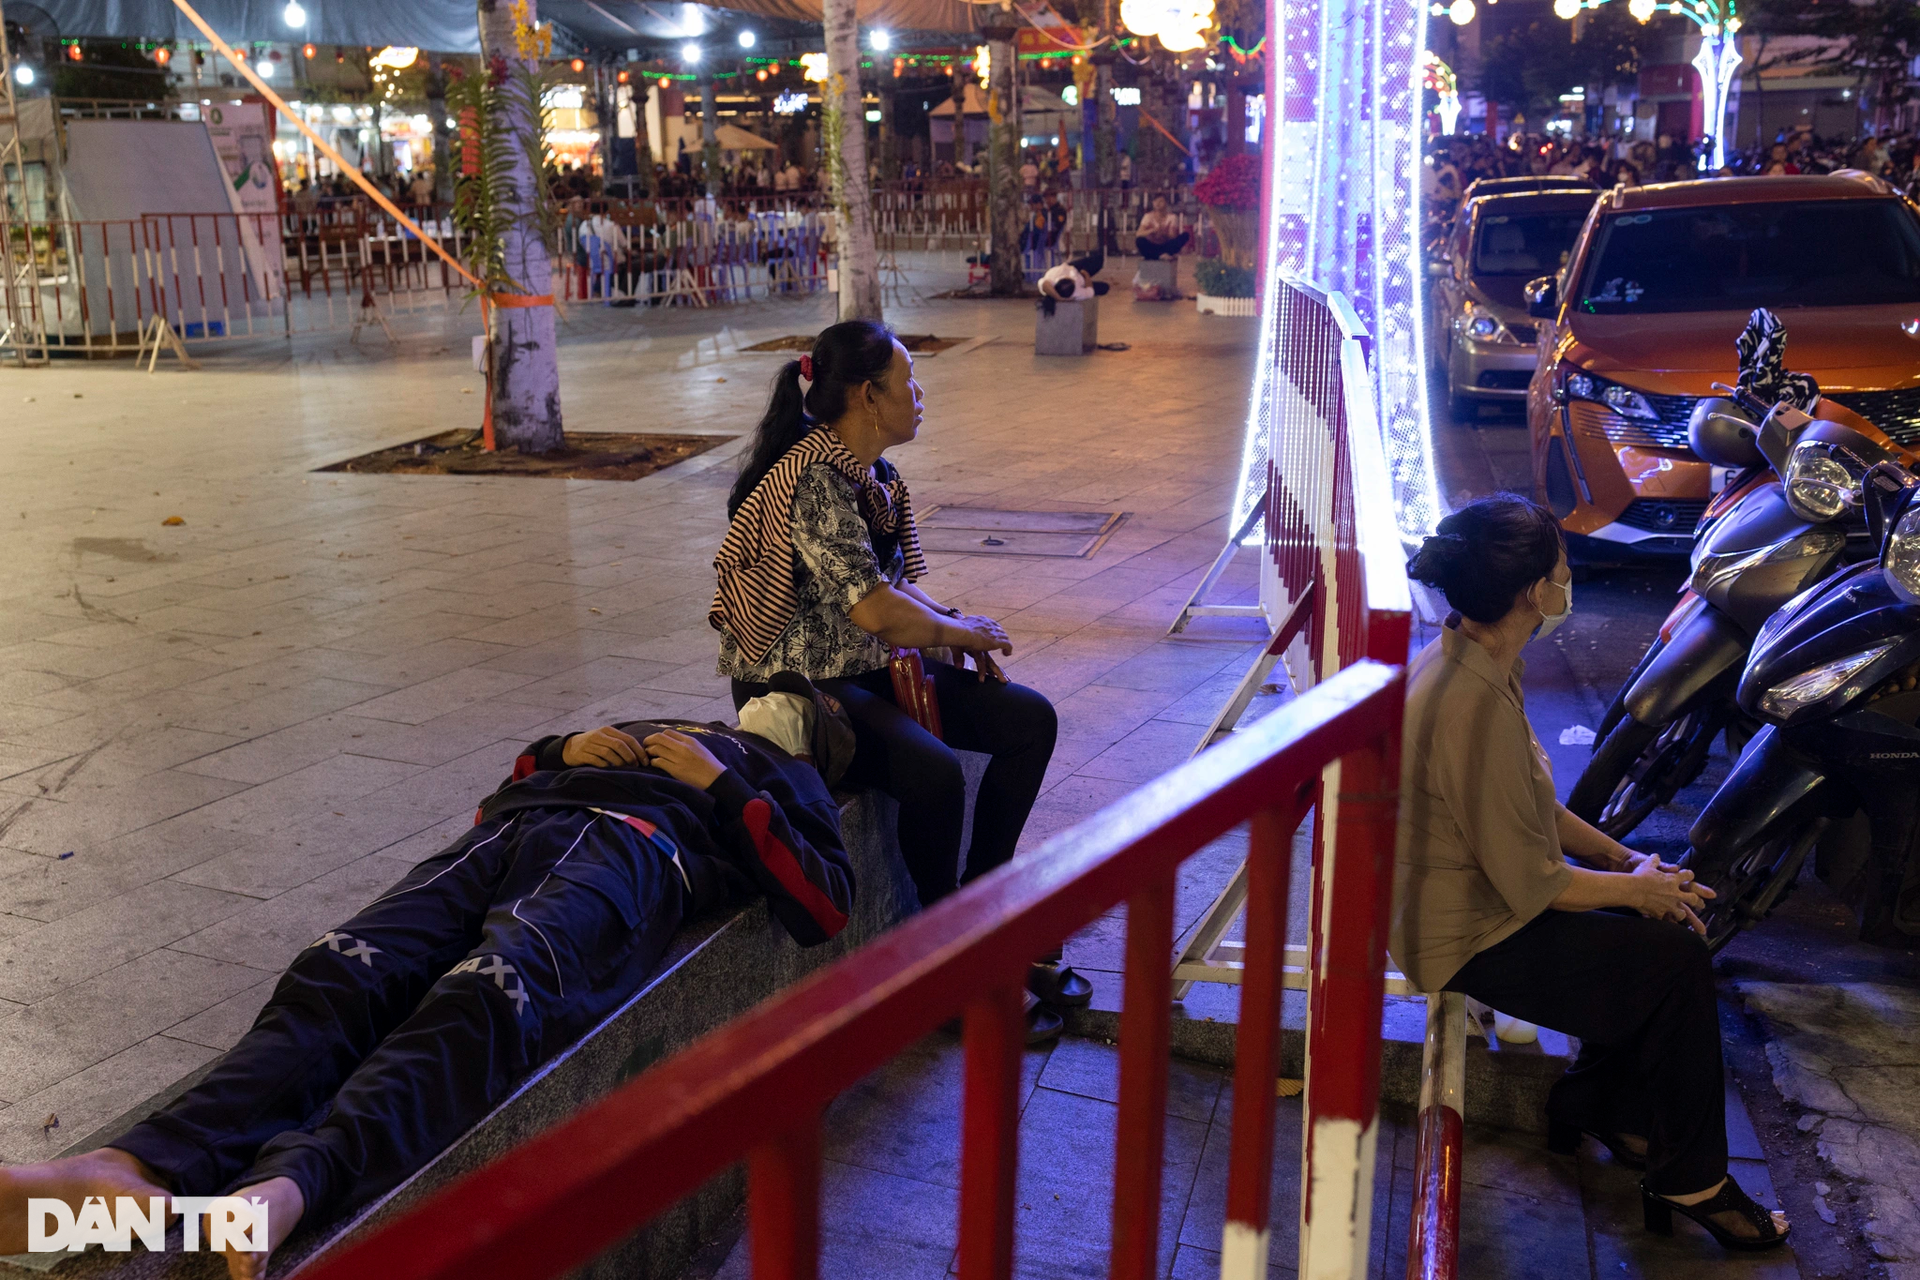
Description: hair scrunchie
xmin=798 ymin=354 xmax=813 ymax=381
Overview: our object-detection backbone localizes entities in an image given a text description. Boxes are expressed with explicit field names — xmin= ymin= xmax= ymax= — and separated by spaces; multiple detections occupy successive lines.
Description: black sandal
xmin=1028 ymin=960 xmax=1093 ymax=1008
xmin=1641 ymin=1177 xmax=1789 ymax=1251
xmin=1546 ymin=1118 xmax=1647 ymax=1170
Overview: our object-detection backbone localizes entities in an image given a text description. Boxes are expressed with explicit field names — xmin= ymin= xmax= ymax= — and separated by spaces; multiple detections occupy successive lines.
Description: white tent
xmin=715 ymin=124 xmax=779 ymax=151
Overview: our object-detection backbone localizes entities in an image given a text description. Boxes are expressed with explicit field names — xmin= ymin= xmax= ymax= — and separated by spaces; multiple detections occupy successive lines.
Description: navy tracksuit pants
xmin=111 ymin=807 xmax=687 ymax=1225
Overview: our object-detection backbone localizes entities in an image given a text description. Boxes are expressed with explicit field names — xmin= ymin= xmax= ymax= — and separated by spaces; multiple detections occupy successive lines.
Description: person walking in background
xmin=1395 ymin=494 xmax=1788 ymax=1254
xmin=711 ymin=321 xmax=1079 ymax=1040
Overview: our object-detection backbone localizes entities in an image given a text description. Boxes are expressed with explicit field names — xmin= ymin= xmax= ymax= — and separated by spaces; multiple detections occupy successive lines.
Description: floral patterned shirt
xmin=717 ymin=462 xmax=904 ymax=682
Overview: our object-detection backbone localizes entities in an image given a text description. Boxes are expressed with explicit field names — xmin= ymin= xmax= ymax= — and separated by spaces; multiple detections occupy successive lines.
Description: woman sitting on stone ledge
xmin=0 ymin=688 xmax=854 ymax=1280
xmin=712 ymin=320 xmax=1077 ymax=1041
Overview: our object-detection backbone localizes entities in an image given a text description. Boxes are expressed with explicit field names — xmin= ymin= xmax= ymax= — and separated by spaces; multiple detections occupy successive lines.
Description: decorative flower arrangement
xmin=1195 ymin=257 xmax=1255 ymax=298
xmin=1194 ymin=152 xmax=1261 ymax=211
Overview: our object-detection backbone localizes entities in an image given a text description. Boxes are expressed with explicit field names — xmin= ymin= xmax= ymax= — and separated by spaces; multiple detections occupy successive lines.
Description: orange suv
xmin=1525 ymin=174 xmax=1920 ymax=559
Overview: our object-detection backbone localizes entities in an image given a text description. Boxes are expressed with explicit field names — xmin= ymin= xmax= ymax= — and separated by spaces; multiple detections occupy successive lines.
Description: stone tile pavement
xmin=0 ymin=272 xmax=1273 ymax=1165
xmin=695 ymin=1034 xmax=1794 ymax=1280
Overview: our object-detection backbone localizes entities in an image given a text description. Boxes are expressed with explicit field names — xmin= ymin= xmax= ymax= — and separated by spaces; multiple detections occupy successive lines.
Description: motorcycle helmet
xmin=1688 ymin=397 xmax=1765 ymax=470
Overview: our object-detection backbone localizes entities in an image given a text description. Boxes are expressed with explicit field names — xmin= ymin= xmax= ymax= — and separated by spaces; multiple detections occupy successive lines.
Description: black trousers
xmin=1444 ymin=908 xmax=1726 ymax=1196
xmin=734 ymin=661 xmax=1057 ymax=908
xmin=111 ymin=808 xmax=686 ymax=1225
xmin=1135 ymin=232 xmax=1190 ymax=260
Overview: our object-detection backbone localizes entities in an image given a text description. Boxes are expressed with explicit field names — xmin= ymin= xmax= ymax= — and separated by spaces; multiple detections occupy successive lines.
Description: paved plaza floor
xmin=0 ymin=267 xmax=1826 ymax=1278
xmin=0 ymin=272 xmax=1268 ymax=1167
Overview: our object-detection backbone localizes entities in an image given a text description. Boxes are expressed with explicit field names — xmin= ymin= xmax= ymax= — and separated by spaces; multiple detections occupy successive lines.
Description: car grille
xmin=1616 ymin=499 xmax=1708 ymax=534
xmin=1567 ymin=399 xmax=1694 ymax=450
xmin=1476 ymin=370 xmax=1532 ymax=390
xmin=1507 ymin=323 xmax=1538 ymax=346
xmin=1823 ymin=387 xmax=1920 ymax=447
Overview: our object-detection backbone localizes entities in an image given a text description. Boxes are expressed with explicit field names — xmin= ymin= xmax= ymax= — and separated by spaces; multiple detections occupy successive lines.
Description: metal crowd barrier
xmin=298 ymin=659 xmax=1407 ymax=1280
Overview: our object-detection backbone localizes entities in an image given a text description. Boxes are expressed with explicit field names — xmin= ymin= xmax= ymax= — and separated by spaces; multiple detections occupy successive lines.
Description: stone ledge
xmin=1064 ymin=975 xmax=1575 ymax=1135
xmin=0 ymin=791 xmax=922 ymax=1280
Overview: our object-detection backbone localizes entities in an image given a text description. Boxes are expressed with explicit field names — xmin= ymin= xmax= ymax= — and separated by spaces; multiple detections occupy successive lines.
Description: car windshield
xmin=1575 ymin=199 xmax=1920 ymax=313
xmin=1471 ymin=210 xmax=1587 ymax=277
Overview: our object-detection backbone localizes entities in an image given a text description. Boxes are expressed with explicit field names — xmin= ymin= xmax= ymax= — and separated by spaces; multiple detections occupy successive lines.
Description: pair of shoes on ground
xmin=1023 ymin=960 xmax=1092 ymax=1045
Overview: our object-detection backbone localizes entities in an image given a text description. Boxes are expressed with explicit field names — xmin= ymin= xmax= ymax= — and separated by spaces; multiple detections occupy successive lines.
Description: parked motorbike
xmin=1568 ymin=315 xmax=1914 ymax=838
xmin=1684 ymin=463 xmax=1920 ymax=952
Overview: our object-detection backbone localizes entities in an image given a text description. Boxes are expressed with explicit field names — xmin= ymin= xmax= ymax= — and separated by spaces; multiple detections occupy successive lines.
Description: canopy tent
xmin=931 ymin=84 xmax=1070 ymax=117
xmin=713 ymin=122 xmax=777 ymax=149
xmin=18 ymin=0 xmax=979 ymax=51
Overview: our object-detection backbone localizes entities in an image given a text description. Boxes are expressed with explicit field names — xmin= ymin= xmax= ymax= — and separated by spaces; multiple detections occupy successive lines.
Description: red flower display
xmin=1194 ymin=152 xmax=1262 ymax=211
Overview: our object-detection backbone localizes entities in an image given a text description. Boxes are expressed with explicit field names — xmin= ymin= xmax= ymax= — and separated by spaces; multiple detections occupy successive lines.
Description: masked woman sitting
xmin=1392 ymin=493 xmax=1787 ymax=1253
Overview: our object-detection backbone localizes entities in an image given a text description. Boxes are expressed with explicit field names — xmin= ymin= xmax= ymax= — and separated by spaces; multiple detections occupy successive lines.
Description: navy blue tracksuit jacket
xmin=112 ymin=720 xmax=852 ymax=1226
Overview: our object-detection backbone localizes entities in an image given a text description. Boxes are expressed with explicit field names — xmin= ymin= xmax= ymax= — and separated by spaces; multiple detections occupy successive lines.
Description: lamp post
xmin=1553 ymin=0 xmax=1739 ymax=171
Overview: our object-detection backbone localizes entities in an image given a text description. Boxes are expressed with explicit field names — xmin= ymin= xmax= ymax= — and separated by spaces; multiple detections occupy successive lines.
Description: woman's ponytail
xmin=726 ymin=321 xmax=899 ymax=520
xmin=728 ymin=360 xmax=811 ymax=519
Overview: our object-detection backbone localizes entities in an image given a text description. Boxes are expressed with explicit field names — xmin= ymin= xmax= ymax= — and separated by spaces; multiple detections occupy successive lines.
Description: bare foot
xmin=210 ymin=1176 xmax=302 ymax=1280
xmin=0 ymin=1147 xmax=171 ymax=1254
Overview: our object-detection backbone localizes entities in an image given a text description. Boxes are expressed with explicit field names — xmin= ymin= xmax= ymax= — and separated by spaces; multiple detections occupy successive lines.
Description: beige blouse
xmin=1389 ymin=621 xmax=1573 ymax=992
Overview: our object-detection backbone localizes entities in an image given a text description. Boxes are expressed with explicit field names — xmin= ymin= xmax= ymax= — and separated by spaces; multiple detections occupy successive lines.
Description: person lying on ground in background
xmin=712 ymin=320 xmax=1077 ymax=1043
xmin=1134 ymin=195 xmax=1190 ymax=260
xmin=0 ymin=681 xmax=856 ymax=1280
xmin=1394 ymin=494 xmax=1788 ymax=1253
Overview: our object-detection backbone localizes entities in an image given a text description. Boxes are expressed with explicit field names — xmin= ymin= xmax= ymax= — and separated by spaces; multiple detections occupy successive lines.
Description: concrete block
xmin=1035 ymin=297 xmax=1098 ymax=356
xmin=1133 ymin=258 xmax=1178 ymax=299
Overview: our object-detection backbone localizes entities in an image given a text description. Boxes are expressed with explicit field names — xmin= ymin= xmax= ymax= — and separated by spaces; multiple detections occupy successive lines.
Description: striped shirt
xmin=711 ymin=428 xmax=927 ymax=666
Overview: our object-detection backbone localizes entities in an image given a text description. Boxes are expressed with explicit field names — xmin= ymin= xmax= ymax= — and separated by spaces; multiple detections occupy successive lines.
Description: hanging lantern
xmin=617 ymin=69 xmax=630 ymax=83
xmin=302 ymin=42 xmax=317 ymax=58
xmin=799 ymin=51 xmax=829 ymax=81
xmin=658 ymin=75 xmax=671 ymax=87
xmin=570 ymin=57 xmax=585 ymax=72
xmin=67 ymin=43 xmax=84 ymax=62
xmin=153 ymin=47 xmax=172 ymax=65
xmin=756 ymin=68 xmax=769 ymax=81
xmin=892 ymin=57 xmax=904 ymax=77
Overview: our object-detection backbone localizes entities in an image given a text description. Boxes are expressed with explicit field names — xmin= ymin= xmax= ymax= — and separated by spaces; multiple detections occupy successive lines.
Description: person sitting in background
xmin=1134 ymin=195 xmax=1189 ymax=259
xmin=1394 ymin=493 xmax=1788 ymax=1254
xmin=0 ymin=693 xmax=854 ymax=1279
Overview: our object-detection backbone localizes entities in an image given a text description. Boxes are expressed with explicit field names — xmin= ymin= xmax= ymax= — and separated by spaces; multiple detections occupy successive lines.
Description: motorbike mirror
xmin=1863 ymin=462 xmax=1920 ymax=553
xmin=1524 ymin=275 xmax=1558 ymax=319
xmin=1756 ymin=402 xmax=1813 ymax=476
xmin=1688 ymin=397 xmax=1764 ymax=469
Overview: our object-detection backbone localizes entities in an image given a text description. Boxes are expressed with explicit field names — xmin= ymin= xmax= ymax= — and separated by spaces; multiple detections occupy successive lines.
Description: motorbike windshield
xmin=1472 ymin=211 xmax=1586 ymax=278
xmin=1575 ymin=199 xmax=1920 ymax=313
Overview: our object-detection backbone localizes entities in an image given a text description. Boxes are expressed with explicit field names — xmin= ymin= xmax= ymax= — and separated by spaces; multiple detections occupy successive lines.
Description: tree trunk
xmin=985 ymin=25 xmax=1022 ymax=295
xmin=1225 ymin=84 xmax=1244 ymax=158
xmin=478 ymin=0 xmax=565 ymax=454
xmin=632 ymin=81 xmax=655 ymax=196
xmin=825 ymin=0 xmax=883 ymax=319
xmin=700 ymin=72 xmax=721 ymax=195
xmin=426 ymin=53 xmax=451 ymax=202
xmin=879 ymin=86 xmax=899 ymax=181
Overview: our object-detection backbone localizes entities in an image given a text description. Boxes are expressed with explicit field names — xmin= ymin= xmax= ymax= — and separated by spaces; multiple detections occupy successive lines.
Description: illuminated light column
xmin=1557 ymin=0 xmax=1740 ymax=172
xmin=1692 ymin=23 xmax=1741 ymax=171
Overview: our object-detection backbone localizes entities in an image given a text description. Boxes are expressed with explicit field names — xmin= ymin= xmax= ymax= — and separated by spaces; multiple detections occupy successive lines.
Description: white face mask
xmin=1533 ymin=576 xmax=1573 ymax=640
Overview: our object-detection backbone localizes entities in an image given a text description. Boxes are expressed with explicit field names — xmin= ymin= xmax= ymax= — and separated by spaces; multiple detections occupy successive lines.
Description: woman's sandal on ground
xmin=1546 ymin=1118 xmax=1647 ymax=1170
xmin=1028 ymin=961 xmax=1093 ymax=1008
xmin=1641 ymin=1177 xmax=1790 ymax=1251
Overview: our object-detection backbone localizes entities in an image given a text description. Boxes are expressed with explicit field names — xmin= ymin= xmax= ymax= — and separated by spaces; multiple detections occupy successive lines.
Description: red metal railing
xmin=300 ymin=658 xmax=1405 ymax=1280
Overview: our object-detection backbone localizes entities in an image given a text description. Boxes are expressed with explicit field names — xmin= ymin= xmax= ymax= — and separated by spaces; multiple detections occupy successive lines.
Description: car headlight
xmin=1563 ymin=369 xmax=1659 ymax=420
xmin=1691 ymin=527 xmax=1845 ymax=598
xmin=1462 ymin=302 xmax=1505 ymax=342
xmin=1783 ymin=439 xmax=1865 ymax=523
xmin=1885 ymin=502 xmax=1920 ymax=605
xmin=1759 ymin=641 xmax=1898 ymax=720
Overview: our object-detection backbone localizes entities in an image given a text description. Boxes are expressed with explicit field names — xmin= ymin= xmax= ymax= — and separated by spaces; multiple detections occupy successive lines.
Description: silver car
xmin=1428 ymin=189 xmax=1598 ymax=419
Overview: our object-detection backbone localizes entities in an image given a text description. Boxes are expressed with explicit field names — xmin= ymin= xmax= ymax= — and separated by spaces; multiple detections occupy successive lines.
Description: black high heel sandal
xmin=1640 ymin=1177 xmax=1789 ymax=1251
xmin=1546 ymin=1118 xmax=1647 ymax=1170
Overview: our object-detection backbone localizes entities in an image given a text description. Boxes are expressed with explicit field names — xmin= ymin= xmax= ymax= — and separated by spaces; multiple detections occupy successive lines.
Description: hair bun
xmin=1406 ymin=532 xmax=1469 ymax=588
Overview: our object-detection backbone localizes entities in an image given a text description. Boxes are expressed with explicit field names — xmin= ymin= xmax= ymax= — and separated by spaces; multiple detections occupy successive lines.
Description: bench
xmin=1 ymin=789 xmax=927 ymax=1280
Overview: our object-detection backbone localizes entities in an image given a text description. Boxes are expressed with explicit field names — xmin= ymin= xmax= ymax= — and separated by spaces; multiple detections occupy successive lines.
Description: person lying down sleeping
xmin=0 ymin=674 xmax=857 ymax=1280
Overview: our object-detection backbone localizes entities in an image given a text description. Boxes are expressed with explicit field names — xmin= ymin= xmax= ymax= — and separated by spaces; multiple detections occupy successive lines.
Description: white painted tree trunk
xmin=478 ymin=0 xmax=565 ymax=454
xmin=823 ymin=0 xmax=883 ymax=322
xmin=985 ymin=27 xmax=1022 ymax=296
